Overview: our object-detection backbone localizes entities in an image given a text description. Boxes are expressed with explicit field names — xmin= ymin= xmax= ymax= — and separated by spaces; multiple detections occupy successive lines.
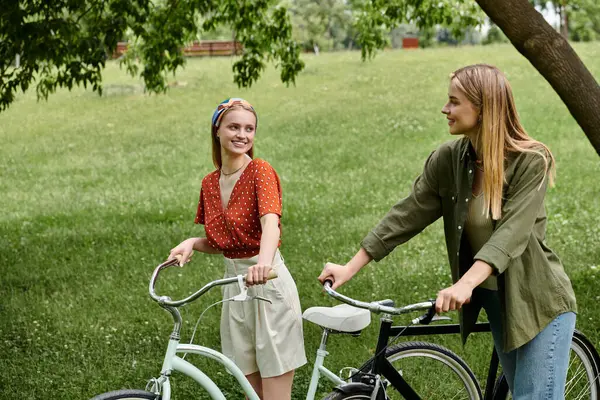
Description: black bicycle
xmin=320 ymin=281 xmax=600 ymax=400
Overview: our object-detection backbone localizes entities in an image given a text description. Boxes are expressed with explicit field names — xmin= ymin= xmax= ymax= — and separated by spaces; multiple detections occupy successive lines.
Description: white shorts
xmin=220 ymin=250 xmax=307 ymax=378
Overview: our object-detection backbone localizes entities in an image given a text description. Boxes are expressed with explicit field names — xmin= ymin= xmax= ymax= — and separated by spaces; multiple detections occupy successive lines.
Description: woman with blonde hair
xmin=319 ymin=64 xmax=577 ymax=398
xmin=170 ymin=98 xmax=307 ymax=399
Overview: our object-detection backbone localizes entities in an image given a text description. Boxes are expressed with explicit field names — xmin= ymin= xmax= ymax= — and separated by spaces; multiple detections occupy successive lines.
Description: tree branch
xmin=476 ymin=0 xmax=600 ymax=156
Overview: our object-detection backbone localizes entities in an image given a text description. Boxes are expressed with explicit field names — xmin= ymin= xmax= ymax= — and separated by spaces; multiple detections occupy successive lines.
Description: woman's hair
xmin=211 ymin=102 xmax=257 ymax=169
xmin=450 ymin=64 xmax=555 ymax=220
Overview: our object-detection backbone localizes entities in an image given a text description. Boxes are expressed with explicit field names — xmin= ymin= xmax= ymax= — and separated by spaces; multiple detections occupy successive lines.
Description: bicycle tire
xmin=322 ymin=341 xmax=481 ymax=399
xmin=492 ymin=330 xmax=600 ymax=400
xmin=89 ymin=389 xmax=160 ymax=400
xmin=378 ymin=341 xmax=482 ymax=399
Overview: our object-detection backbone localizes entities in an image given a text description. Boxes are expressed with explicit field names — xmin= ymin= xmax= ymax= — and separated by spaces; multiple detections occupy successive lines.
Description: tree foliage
xmin=482 ymin=23 xmax=509 ymax=45
xmin=350 ymin=0 xmax=485 ymax=59
xmin=570 ymin=0 xmax=600 ymax=41
xmin=0 ymin=0 xmax=304 ymax=113
xmin=285 ymin=0 xmax=354 ymax=51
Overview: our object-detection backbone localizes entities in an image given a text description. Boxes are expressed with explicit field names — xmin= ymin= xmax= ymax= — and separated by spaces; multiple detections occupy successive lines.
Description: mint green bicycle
xmin=88 ymin=258 xmax=379 ymax=400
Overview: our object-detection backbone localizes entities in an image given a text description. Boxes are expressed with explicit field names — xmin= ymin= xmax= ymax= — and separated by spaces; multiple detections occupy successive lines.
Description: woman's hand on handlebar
xmin=435 ymin=282 xmax=472 ymax=313
xmin=318 ymin=262 xmax=357 ymax=290
xmin=246 ymin=264 xmax=272 ymax=286
xmin=318 ymin=248 xmax=372 ymax=290
xmin=168 ymin=238 xmax=199 ymax=267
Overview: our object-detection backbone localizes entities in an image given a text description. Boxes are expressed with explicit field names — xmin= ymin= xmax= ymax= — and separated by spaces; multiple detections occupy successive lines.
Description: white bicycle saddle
xmin=302 ymin=304 xmax=371 ymax=333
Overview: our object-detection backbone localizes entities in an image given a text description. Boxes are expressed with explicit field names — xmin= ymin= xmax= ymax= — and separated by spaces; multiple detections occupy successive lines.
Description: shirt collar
xmin=459 ymin=137 xmax=476 ymax=163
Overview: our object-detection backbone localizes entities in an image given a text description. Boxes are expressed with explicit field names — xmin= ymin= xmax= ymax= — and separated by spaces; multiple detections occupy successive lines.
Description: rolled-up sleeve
xmin=361 ymin=149 xmax=443 ymax=261
xmin=475 ymin=153 xmax=549 ymax=274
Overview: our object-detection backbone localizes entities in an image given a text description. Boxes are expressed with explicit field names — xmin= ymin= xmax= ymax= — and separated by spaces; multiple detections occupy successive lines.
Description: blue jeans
xmin=476 ymin=288 xmax=576 ymax=399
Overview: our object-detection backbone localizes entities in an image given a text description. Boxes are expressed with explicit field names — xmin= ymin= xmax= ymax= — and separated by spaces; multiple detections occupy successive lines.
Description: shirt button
xmin=458 ymin=225 xmax=462 ymax=230
xmin=457 ymin=252 xmax=460 ymax=256
xmin=469 ymin=169 xmax=473 ymax=174
xmin=465 ymin=198 xmax=469 ymax=202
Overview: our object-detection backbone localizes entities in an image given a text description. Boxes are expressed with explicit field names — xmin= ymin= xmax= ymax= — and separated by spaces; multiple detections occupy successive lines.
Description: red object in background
xmin=402 ymin=37 xmax=419 ymax=49
xmin=113 ymin=42 xmax=128 ymax=58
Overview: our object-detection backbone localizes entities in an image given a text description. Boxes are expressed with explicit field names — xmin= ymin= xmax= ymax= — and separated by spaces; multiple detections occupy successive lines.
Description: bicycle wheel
xmin=379 ymin=341 xmax=482 ymax=399
xmin=492 ymin=331 xmax=600 ymax=399
xmin=90 ymin=389 xmax=160 ymax=400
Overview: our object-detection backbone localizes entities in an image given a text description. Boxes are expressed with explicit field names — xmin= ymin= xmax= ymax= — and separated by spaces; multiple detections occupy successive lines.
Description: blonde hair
xmin=450 ymin=64 xmax=555 ymax=220
xmin=211 ymin=104 xmax=256 ymax=169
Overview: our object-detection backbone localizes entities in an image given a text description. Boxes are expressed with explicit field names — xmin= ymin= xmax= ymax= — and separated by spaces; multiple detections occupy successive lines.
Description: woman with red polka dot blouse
xmin=168 ymin=98 xmax=306 ymax=400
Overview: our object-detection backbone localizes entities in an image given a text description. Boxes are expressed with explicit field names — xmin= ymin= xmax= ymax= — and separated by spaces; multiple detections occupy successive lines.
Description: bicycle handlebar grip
xmin=266 ymin=270 xmax=278 ymax=280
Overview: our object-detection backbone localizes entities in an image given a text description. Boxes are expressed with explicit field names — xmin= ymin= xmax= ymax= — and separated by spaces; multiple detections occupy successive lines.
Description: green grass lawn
xmin=1 ymin=43 xmax=599 ymax=399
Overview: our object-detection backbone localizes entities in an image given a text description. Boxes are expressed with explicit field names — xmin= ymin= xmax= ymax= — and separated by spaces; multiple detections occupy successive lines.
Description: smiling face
xmin=216 ymin=108 xmax=257 ymax=158
xmin=441 ymin=80 xmax=480 ymax=138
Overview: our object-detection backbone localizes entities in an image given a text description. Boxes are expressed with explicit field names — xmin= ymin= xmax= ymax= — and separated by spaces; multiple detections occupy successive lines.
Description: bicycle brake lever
xmin=229 ymin=276 xmax=273 ymax=304
xmin=412 ymin=300 xmax=437 ymax=325
xmin=231 ymin=275 xmax=250 ymax=302
xmin=250 ymin=295 xmax=273 ymax=304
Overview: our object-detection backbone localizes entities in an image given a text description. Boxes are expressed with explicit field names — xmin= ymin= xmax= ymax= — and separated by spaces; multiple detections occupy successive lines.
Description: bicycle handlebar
xmin=149 ymin=258 xmax=277 ymax=307
xmin=322 ymin=280 xmax=435 ymax=316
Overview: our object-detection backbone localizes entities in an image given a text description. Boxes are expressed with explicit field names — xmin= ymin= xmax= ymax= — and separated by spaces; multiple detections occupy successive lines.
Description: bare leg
xmin=262 ymin=370 xmax=294 ymax=400
xmin=245 ymin=371 xmax=263 ymax=400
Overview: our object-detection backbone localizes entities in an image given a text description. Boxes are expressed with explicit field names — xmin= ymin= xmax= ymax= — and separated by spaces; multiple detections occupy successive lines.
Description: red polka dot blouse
xmin=194 ymin=158 xmax=282 ymax=259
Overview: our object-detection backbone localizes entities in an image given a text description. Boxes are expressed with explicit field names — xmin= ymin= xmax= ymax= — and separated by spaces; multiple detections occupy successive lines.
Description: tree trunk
xmin=476 ymin=0 xmax=600 ymax=156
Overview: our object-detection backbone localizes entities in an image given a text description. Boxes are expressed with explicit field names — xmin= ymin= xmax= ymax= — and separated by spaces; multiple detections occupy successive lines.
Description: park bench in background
xmin=112 ymin=40 xmax=242 ymax=59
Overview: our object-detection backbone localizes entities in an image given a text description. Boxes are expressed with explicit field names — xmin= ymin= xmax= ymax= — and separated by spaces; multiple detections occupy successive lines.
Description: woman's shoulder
xmin=510 ymin=144 xmax=551 ymax=167
xmin=201 ymin=169 xmax=220 ymax=187
xmin=506 ymin=145 xmax=553 ymax=183
xmin=249 ymin=158 xmax=277 ymax=172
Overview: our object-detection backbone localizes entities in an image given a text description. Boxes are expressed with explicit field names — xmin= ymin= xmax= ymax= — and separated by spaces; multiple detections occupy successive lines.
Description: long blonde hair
xmin=451 ymin=64 xmax=555 ymax=220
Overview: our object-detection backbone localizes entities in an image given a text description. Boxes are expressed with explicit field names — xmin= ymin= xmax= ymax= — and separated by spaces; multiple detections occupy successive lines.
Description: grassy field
xmin=1 ymin=43 xmax=599 ymax=399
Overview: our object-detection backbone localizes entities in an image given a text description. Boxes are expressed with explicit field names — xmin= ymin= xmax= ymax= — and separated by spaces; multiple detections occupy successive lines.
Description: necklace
xmin=221 ymin=163 xmax=245 ymax=176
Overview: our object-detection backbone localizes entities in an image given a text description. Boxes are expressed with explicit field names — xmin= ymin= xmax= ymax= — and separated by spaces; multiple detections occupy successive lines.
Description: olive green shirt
xmin=361 ymin=137 xmax=577 ymax=352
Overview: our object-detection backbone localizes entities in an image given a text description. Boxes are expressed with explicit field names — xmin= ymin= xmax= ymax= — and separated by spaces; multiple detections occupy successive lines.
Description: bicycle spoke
xmin=384 ymin=347 xmax=478 ymax=400
xmin=565 ymin=364 xmax=588 ymax=398
xmin=387 ymin=369 xmax=470 ymax=400
xmin=563 ymin=345 xmax=600 ymax=400
xmin=572 ymin=373 xmax=600 ymax=400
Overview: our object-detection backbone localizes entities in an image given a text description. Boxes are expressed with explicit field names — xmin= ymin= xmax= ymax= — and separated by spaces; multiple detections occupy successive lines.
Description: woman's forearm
xmin=458 ymin=260 xmax=493 ymax=289
xmin=347 ymin=247 xmax=373 ymax=275
xmin=258 ymin=214 xmax=280 ymax=266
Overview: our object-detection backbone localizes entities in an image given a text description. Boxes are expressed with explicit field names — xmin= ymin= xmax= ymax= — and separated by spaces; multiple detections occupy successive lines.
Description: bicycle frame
xmin=148 ymin=325 xmax=346 ymax=400
xmin=364 ymin=317 xmax=497 ymax=400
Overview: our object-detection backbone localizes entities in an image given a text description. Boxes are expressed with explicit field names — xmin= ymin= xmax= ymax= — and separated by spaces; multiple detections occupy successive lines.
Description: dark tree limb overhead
xmin=476 ymin=0 xmax=600 ymax=156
